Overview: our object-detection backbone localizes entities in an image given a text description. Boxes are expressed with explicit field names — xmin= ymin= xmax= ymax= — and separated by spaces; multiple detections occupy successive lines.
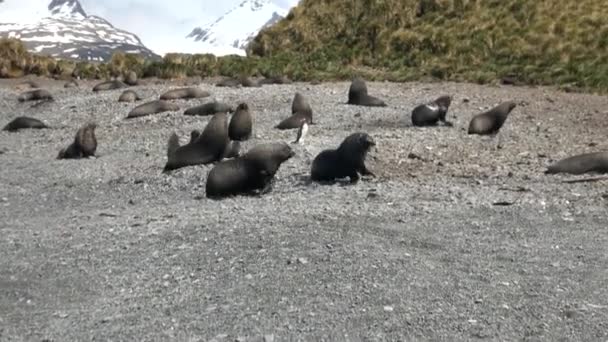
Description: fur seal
xmin=411 ymin=95 xmax=453 ymax=126
xmin=240 ymin=77 xmax=261 ymax=88
xmin=57 ymin=123 xmax=97 ymax=159
xmin=159 ymin=87 xmax=210 ymax=100
xmin=311 ymin=132 xmax=376 ymax=183
xmin=2 ymin=116 xmax=49 ymax=132
xmin=259 ymin=76 xmax=292 ymax=85
xmin=124 ymin=71 xmax=138 ymax=86
xmin=64 ymin=79 xmax=78 ymax=88
xmin=184 ymin=101 xmax=234 ymax=116
xmin=544 ymin=152 xmax=608 ymax=175
xmin=92 ymin=80 xmax=128 ymax=92
xmin=118 ymin=90 xmax=142 ymax=102
xmin=163 ymin=112 xmax=229 ymax=171
xmin=293 ymin=121 xmax=308 ymax=144
xmin=228 ymin=103 xmax=253 ymax=141
xmin=468 ymin=101 xmax=517 ymax=135
xmin=127 ymin=100 xmax=179 ymax=119
xmin=215 ymin=78 xmax=242 ymax=88
xmin=205 ymin=142 xmax=295 ymax=199
xmin=223 ymin=141 xmax=241 ymax=159
xmin=275 ymin=92 xmax=313 ymax=129
xmin=17 ymin=89 xmax=53 ymax=102
xmin=347 ymin=78 xmax=387 ymax=107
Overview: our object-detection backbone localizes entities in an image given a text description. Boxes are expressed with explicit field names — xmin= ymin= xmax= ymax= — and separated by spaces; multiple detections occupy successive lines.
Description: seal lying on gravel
xmin=411 ymin=95 xmax=453 ymax=126
xmin=127 ymin=100 xmax=179 ymax=119
xmin=17 ymin=89 xmax=53 ymax=102
xmin=159 ymin=87 xmax=210 ymax=100
xmin=64 ymin=79 xmax=78 ymax=88
xmin=229 ymin=103 xmax=253 ymax=141
xmin=347 ymin=78 xmax=387 ymax=107
xmin=57 ymin=123 xmax=97 ymax=159
xmin=276 ymin=92 xmax=313 ymax=129
xmin=2 ymin=116 xmax=49 ymax=132
xmin=184 ymin=101 xmax=234 ymax=116
xmin=163 ymin=112 xmax=229 ymax=172
xmin=468 ymin=101 xmax=516 ymax=135
xmin=118 ymin=90 xmax=142 ymax=102
xmin=92 ymin=80 xmax=128 ymax=92
xmin=259 ymin=76 xmax=292 ymax=85
xmin=544 ymin=152 xmax=608 ymax=175
xmin=311 ymin=132 xmax=376 ymax=183
xmin=205 ymin=142 xmax=295 ymax=199
xmin=215 ymin=77 xmax=260 ymax=88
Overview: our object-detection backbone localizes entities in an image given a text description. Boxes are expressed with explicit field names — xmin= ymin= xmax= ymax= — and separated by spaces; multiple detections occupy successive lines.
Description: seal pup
xmin=275 ymin=92 xmax=313 ymax=129
xmin=163 ymin=112 xmax=230 ymax=171
xmin=184 ymin=101 xmax=234 ymax=116
xmin=3 ymin=116 xmax=49 ymax=132
xmin=347 ymin=78 xmax=387 ymax=107
xmin=159 ymin=87 xmax=210 ymax=100
xmin=124 ymin=71 xmax=138 ymax=86
xmin=228 ymin=103 xmax=253 ymax=141
xmin=411 ymin=95 xmax=453 ymax=126
xmin=118 ymin=90 xmax=142 ymax=102
xmin=468 ymin=101 xmax=517 ymax=135
xmin=205 ymin=142 xmax=296 ymax=199
xmin=545 ymin=152 xmax=608 ymax=175
xmin=311 ymin=132 xmax=376 ymax=183
xmin=292 ymin=120 xmax=309 ymax=144
xmin=17 ymin=89 xmax=53 ymax=102
xmin=92 ymin=80 xmax=128 ymax=92
xmin=64 ymin=79 xmax=78 ymax=88
xmin=127 ymin=100 xmax=180 ymax=119
xmin=57 ymin=123 xmax=97 ymax=159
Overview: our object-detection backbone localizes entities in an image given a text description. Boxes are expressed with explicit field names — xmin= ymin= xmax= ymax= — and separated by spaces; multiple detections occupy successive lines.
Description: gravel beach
xmin=1 ymin=77 xmax=607 ymax=341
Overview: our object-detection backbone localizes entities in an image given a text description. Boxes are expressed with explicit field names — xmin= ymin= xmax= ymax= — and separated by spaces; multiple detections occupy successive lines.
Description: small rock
xmin=297 ymin=257 xmax=308 ymax=265
xmin=383 ymin=306 xmax=394 ymax=312
xmin=264 ymin=334 xmax=275 ymax=342
xmin=245 ymin=274 xmax=253 ymax=280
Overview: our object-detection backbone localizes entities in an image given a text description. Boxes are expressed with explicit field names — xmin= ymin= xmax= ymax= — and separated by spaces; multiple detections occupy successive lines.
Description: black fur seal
xmin=119 ymin=90 xmax=142 ymax=102
xmin=184 ymin=101 xmax=234 ymax=116
xmin=311 ymin=132 xmax=376 ymax=183
xmin=3 ymin=116 xmax=49 ymax=132
xmin=205 ymin=142 xmax=295 ymax=199
xmin=411 ymin=95 xmax=453 ymax=126
xmin=127 ymin=100 xmax=180 ymax=119
xmin=275 ymin=92 xmax=313 ymax=129
xmin=347 ymin=78 xmax=387 ymax=107
xmin=163 ymin=112 xmax=229 ymax=171
xmin=545 ymin=152 xmax=608 ymax=175
xmin=93 ymin=80 xmax=128 ymax=92
xmin=57 ymin=123 xmax=97 ymax=159
xmin=124 ymin=71 xmax=138 ymax=86
xmin=468 ymin=102 xmax=517 ymax=135
xmin=228 ymin=103 xmax=253 ymax=141
xmin=159 ymin=87 xmax=210 ymax=100
xmin=18 ymin=89 xmax=53 ymax=102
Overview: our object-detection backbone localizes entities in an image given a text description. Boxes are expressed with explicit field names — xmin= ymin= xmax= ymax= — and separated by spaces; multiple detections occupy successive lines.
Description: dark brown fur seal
xmin=240 ymin=76 xmax=261 ymax=88
xmin=411 ymin=95 xmax=453 ymax=126
xmin=205 ymin=142 xmax=295 ymax=199
xmin=545 ymin=152 xmax=608 ymax=175
xmin=3 ymin=116 xmax=49 ymax=132
xmin=92 ymin=80 xmax=128 ymax=92
xmin=468 ymin=102 xmax=517 ymax=135
xmin=228 ymin=103 xmax=253 ymax=141
xmin=163 ymin=112 xmax=229 ymax=171
xmin=124 ymin=71 xmax=138 ymax=86
xmin=215 ymin=78 xmax=241 ymax=88
xmin=119 ymin=90 xmax=142 ymax=102
xmin=159 ymin=87 xmax=210 ymax=100
xmin=275 ymin=92 xmax=313 ymax=129
xmin=127 ymin=100 xmax=179 ymax=119
xmin=347 ymin=78 xmax=387 ymax=107
xmin=184 ymin=101 xmax=234 ymax=116
xmin=311 ymin=132 xmax=376 ymax=183
xmin=57 ymin=123 xmax=97 ymax=159
xmin=17 ymin=89 xmax=53 ymax=102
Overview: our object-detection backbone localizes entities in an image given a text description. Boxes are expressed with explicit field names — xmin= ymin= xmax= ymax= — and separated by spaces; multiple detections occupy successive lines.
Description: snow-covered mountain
xmin=0 ymin=0 xmax=159 ymax=61
xmin=184 ymin=0 xmax=298 ymax=56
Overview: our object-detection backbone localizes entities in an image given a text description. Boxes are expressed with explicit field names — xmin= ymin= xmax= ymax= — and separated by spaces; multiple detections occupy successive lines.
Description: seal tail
xmin=167 ymin=132 xmax=180 ymax=159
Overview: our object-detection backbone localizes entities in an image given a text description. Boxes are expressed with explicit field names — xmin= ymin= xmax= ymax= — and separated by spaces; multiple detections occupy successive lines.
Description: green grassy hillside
xmin=249 ymin=0 xmax=608 ymax=91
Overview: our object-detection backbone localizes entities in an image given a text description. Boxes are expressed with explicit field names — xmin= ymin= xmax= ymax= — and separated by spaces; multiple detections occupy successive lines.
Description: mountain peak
xmin=48 ymin=0 xmax=86 ymax=18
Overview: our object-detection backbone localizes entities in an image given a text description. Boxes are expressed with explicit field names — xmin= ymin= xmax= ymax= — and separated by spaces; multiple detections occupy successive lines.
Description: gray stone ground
xmin=0 ymin=77 xmax=607 ymax=341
